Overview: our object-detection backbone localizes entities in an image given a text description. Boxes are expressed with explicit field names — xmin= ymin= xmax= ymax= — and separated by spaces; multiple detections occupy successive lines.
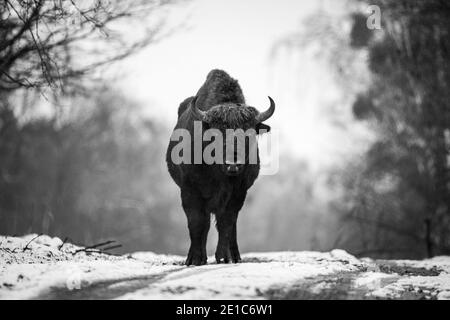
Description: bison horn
xmin=190 ymin=96 xmax=207 ymax=121
xmin=255 ymin=96 xmax=275 ymax=123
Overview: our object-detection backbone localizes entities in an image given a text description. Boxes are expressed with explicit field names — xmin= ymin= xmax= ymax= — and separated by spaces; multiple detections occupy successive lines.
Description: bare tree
xmin=0 ymin=0 xmax=179 ymax=93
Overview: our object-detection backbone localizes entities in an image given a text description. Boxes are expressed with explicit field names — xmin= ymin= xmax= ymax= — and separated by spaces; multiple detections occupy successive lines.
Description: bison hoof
xmin=231 ymin=248 xmax=241 ymax=263
xmin=215 ymin=248 xmax=232 ymax=264
xmin=216 ymin=257 xmax=229 ymax=263
xmin=231 ymin=255 xmax=242 ymax=263
xmin=185 ymin=250 xmax=207 ymax=266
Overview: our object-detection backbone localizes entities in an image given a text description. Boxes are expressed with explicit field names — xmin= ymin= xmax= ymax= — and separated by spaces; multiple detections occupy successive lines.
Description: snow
xmin=369 ymin=274 xmax=450 ymax=300
xmin=119 ymin=253 xmax=356 ymax=299
xmin=2 ymin=234 xmax=450 ymax=299
xmin=0 ymin=234 xmax=179 ymax=299
xmin=353 ymin=272 xmax=397 ymax=290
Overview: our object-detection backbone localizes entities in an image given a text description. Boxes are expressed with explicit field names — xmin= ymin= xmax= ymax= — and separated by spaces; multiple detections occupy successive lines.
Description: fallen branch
xmin=100 ymin=244 xmax=122 ymax=252
xmin=72 ymin=240 xmax=118 ymax=255
xmin=58 ymin=237 xmax=72 ymax=250
xmin=23 ymin=234 xmax=42 ymax=252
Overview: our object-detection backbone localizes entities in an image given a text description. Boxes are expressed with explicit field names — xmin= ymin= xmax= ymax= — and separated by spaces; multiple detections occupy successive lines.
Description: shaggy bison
xmin=166 ymin=69 xmax=275 ymax=265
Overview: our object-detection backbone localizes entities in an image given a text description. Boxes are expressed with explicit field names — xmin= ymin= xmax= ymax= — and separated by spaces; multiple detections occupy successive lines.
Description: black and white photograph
xmin=1 ymin=0 xmax=450 ymax=305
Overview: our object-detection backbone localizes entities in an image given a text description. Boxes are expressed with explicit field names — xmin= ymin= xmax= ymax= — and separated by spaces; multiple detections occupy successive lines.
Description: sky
xmin=115 ymin=0 xmax=370 ymax=171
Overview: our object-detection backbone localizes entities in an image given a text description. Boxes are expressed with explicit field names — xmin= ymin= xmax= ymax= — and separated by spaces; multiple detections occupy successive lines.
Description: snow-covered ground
xmin=1 ymin=234 xmax=450 ymax=300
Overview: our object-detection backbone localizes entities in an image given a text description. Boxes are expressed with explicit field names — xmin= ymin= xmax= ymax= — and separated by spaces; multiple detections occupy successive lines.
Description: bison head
xmin=190 ymin=96 xmax=275 ymax=176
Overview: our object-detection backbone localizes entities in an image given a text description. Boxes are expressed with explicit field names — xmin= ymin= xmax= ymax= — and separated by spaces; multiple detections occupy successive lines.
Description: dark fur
xmin=195 ymin=69 xmax=245 ymax=111
xmin=166 ymin=70 xmax=261 ymax=265
xmin=203 ymin=104 xmax=259 ymax=130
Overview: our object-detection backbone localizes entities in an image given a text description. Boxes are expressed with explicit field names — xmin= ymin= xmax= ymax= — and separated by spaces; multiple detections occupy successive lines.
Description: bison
xmin=166 ymin=69 xmax=275 ymax=265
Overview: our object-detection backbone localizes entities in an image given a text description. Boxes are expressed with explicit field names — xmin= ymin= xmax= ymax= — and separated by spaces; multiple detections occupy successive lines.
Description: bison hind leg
xmin=215 ymin=246 xmax=232 ymax=264
xmin=230 ymin=222 xmax=241 ymax=263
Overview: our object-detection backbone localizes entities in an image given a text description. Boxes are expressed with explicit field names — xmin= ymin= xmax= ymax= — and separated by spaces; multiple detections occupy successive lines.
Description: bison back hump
xmin=195 ymin=69 xmax=245 ymax=110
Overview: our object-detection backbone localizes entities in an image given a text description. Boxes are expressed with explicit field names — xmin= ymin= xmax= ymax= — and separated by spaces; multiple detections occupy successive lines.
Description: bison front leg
xmin=182 ymin=192 xmax=209 ymax=266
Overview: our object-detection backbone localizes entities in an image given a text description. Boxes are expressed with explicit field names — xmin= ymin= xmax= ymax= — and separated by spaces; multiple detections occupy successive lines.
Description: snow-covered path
xmin=2 ymin=235 xmax=450 ymax=300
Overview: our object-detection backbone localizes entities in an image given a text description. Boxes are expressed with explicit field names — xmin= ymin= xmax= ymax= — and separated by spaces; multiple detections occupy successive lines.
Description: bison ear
xmin=256 ymin=123 xmax=271 ymax=134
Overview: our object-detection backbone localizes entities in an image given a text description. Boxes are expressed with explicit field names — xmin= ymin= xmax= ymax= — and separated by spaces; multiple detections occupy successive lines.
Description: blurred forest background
xmin=0 ymin=0 xmax=449 ymax=259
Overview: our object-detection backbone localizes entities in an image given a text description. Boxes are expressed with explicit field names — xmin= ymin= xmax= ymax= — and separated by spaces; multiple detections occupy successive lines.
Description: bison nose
xmin=227 ymin=163 xmax=245 ymax=174
xmin=227 ymin=164 xmax=239 ymax=173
